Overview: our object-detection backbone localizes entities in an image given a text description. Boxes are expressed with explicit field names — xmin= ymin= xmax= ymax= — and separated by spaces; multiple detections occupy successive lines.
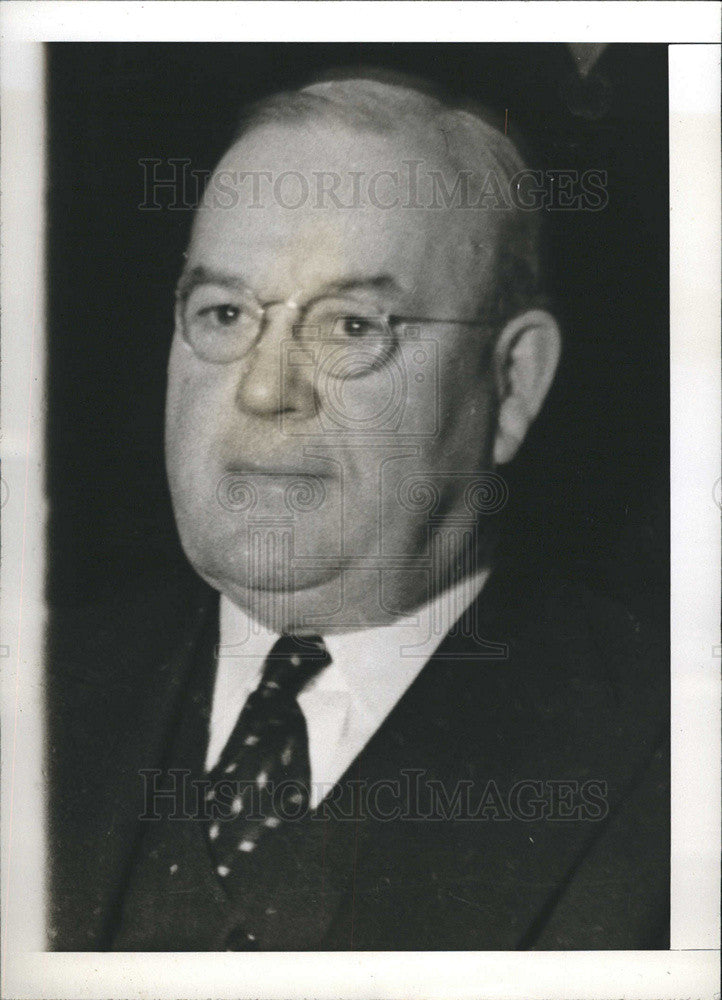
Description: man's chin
xmin=192 ymin=563 xmax=346 ymax=634
xmin=196 ymin=563 xmax=344 ymax=599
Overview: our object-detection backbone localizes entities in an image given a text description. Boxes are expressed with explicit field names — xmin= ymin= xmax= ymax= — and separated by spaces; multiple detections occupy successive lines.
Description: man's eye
xmin=198 ymin=304 xmax=241 ymax=327
xmin=336 ymin=315 xmax=386 ymax=338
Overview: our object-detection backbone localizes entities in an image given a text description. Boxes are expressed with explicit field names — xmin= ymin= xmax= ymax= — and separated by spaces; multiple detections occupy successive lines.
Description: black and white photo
xmin=1 ymin=4 xmax=719 ymax=999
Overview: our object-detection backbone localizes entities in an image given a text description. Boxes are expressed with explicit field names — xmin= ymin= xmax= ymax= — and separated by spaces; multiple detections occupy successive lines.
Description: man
xmin=48 ymin=74 xmax=668 ymax=951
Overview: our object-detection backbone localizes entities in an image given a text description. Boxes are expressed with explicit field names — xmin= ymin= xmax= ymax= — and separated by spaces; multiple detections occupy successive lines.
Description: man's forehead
xmin=192 ymin=120 xmax=425 ymax=238
xmin=187 ymin=116 xmax=502 ymax=309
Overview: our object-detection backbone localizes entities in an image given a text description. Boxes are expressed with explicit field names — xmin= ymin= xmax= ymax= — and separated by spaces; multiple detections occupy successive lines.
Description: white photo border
xmin=1 ymin=3 xmax=719 ymax=998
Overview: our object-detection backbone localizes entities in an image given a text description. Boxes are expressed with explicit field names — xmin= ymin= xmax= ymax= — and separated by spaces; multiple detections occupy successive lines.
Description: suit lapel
xmin=316 ymin=563 xmax=665 ymax=949
xmin=47 ymin=574 xmax=219 ymax=949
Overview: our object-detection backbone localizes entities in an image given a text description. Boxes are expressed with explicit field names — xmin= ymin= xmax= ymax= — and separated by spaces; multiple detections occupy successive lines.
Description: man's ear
xmin=492 ymin=309 xmax=561 ymax=465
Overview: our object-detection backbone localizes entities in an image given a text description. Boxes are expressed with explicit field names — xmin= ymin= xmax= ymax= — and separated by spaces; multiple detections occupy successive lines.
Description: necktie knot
xmin=260 ymin=633 xmax=330 ymax=697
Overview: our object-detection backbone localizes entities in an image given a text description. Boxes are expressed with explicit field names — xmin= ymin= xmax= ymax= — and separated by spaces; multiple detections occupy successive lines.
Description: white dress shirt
xmin=206 ymin=568 xmax=490 ymax=808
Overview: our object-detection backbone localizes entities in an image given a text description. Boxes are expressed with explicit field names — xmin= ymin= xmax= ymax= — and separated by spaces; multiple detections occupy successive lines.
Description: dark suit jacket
xmin=46 ymin=558 xmax=669 ymax=950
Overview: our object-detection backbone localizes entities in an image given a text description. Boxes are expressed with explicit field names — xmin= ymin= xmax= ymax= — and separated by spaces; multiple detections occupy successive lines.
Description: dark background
xmin=46 ymin=43 xmax=669 ymax=628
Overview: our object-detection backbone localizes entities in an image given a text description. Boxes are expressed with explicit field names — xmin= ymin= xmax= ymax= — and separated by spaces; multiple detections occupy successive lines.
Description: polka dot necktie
xmin=204 ymin=633 xmax=330 ymax=891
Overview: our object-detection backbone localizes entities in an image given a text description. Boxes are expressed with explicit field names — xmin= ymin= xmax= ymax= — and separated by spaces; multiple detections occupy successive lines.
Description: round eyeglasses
xmin=175 ymin=280 xmax=489 ymax=376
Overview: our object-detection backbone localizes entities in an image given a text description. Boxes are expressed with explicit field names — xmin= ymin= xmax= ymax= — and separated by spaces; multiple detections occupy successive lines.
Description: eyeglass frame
xmin=174 ymin=281 xmax=495 ymax=369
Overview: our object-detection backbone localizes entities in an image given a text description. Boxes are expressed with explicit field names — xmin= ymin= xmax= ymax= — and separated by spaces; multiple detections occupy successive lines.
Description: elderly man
xmin=48 ymin=75 xmax=668 ymax=951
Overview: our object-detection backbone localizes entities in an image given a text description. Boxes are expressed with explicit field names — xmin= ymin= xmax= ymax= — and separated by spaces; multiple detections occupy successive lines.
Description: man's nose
xmin=234 ymin=306 xmax=316 ymax=420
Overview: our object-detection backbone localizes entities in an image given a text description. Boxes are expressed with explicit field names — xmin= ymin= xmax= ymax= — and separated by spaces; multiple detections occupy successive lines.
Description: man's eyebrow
xmin=318 ymin=275 xmax=401 ymax=297
xmin=176 ymin=267 xmax=401 ymax=301
xmin=176 ymin=266 xmax=251 ymax=299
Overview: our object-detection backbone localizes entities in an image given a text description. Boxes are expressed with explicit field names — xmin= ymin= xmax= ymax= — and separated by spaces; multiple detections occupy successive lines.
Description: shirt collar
xmin=218 ymin=567 xmax=490 ymax=727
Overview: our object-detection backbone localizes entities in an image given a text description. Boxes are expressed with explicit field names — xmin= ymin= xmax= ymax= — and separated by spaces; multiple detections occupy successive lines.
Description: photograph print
xmin=45 ymin=42 xmax=670 ymax=952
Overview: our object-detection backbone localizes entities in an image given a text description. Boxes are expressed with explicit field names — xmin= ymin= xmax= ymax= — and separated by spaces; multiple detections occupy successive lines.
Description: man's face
xmin=165 ymin=119 xmax=502 ymax=628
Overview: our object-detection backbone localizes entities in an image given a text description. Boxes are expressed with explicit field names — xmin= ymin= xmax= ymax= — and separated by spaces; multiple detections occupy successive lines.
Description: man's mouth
xmin=218 ymin=465 xmax=332 ymax=514
xmin=225 ymin=461 xmax=329 ymax=475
